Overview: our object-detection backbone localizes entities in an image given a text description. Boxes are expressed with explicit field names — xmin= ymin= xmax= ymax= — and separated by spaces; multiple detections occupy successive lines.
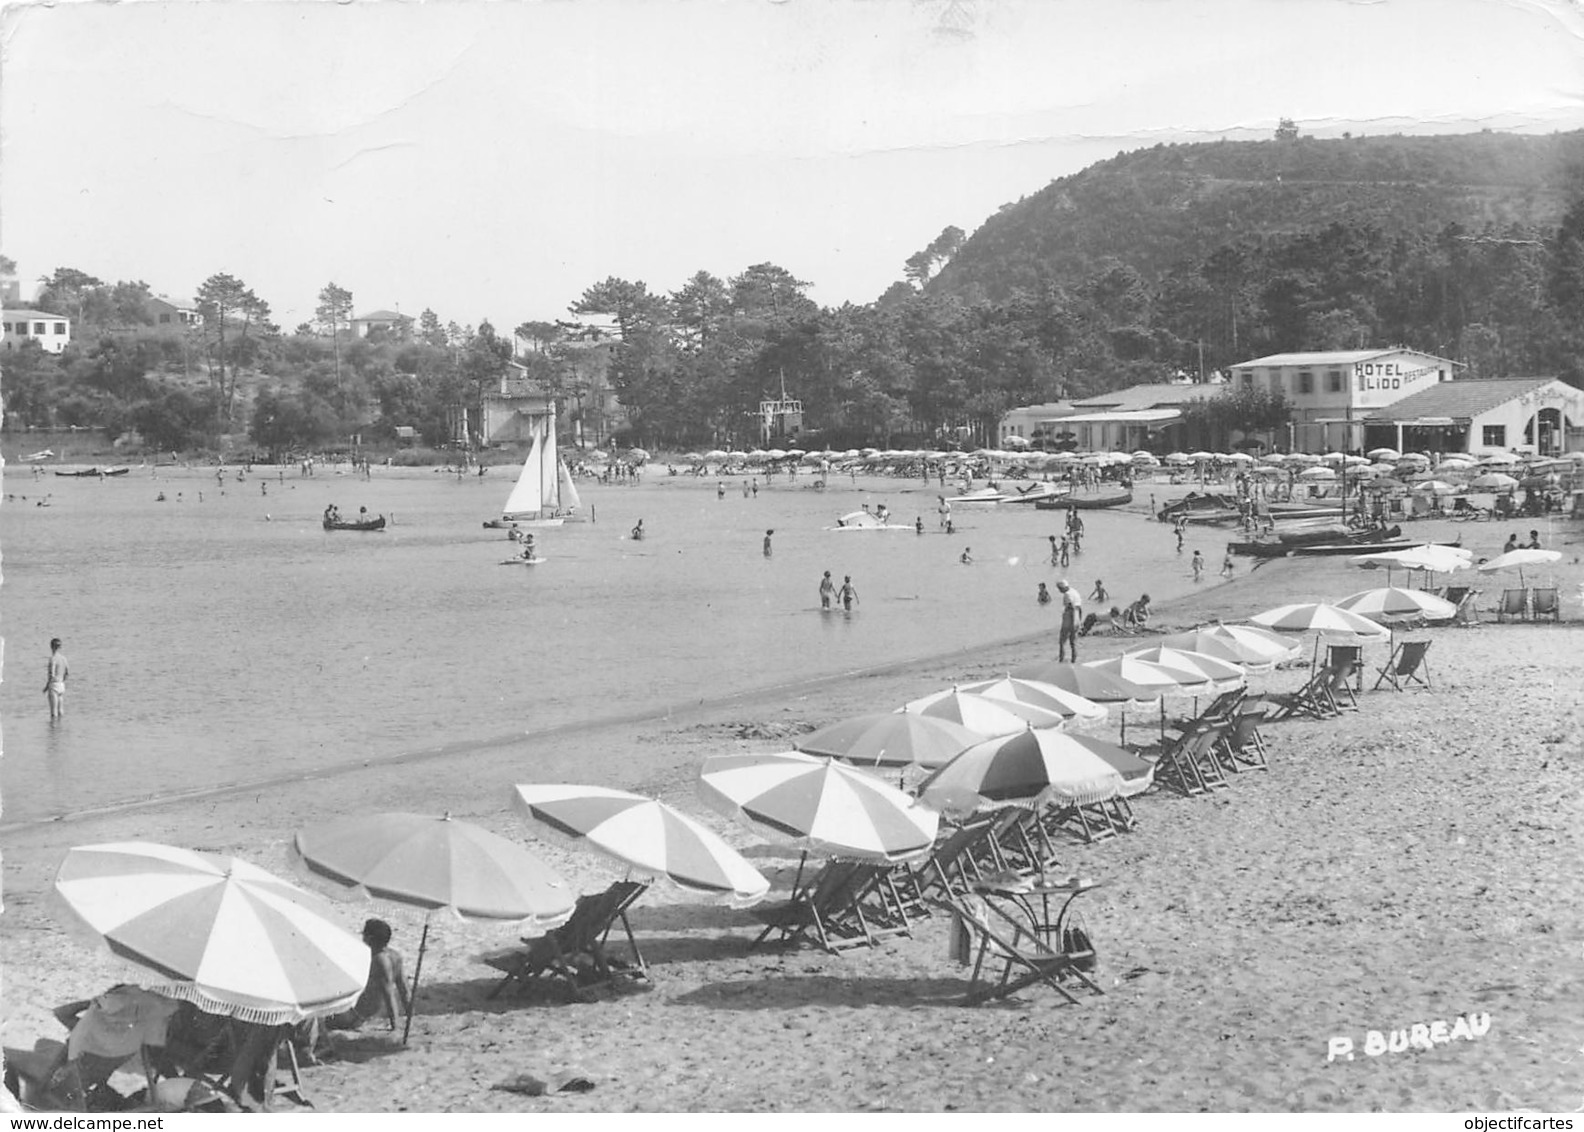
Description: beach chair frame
xmin=1497 ymin=588 xmax=1528 ymax=622
xmin=486 ymin=880 xmax=649 ymax=999
xmin=749 ymin=860 xmax=911 ymax=954
xmin=930 ymin=893 xmax=1104 ymax=1007
xmin=1373 ymin=638 xmax=1433 ymax=691
xmin=1531 ymin=587 xmax=1560 ymax=623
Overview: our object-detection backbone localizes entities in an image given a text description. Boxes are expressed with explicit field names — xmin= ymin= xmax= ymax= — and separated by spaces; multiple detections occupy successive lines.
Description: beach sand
xmin=4 ymin=510 xmax=1583 ymax=1112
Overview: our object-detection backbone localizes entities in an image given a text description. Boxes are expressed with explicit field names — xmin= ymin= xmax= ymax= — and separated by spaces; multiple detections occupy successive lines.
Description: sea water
xmin=0 ymin=464 xmax=1200 ymax=825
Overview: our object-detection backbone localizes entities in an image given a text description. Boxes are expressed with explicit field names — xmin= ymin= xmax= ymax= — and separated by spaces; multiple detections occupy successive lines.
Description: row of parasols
xmin=47 ymin=579 xmax=1451 ymax=1040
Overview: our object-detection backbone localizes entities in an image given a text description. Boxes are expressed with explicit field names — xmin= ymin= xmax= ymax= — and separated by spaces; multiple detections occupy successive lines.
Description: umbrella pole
xmin=402 ymin=919 xmax=431 ymax=1046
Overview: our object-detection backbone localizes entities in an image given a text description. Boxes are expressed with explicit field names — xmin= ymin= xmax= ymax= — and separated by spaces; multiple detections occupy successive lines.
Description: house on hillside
xmin=1361 ymin=377 xmax=1584 ymax=458
xmin=149 ymin=297 xmax=200 ymax=327
xmin=1229 ymin=348 xmax=1459 ymax=452
xmin=1 ymin=309 xmax=71 ymax=354
xmin=349 ymin=309 xmax=408 ymax=338
xmin=449 ymin=362 xmax=554 ymax=448
xmin=999 ymin=401 xmax=1077 ymax=448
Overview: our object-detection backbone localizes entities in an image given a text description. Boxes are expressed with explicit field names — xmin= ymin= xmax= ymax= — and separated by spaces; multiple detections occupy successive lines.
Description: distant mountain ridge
xmin=929 ymin=129 xmax=1584 ymax=303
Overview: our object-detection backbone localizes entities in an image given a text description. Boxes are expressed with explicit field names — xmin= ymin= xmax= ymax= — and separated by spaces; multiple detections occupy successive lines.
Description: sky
xmin=3 ymin=0 xmax=1584 ymax=332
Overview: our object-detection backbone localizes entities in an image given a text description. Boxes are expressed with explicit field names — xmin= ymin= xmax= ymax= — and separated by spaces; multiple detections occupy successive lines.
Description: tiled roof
xmin=1071 ymin=383 xmax=1215 ymax=412
xmin=1234 ymin=348 xmax=1458 ymax=369
xmin=1 ymin=309 xmax=69 ymax=322
xmin=1365 ymin=378 xmax=1558 ymax=422
xmin=352 ymin=309 xmax=405 ymax=322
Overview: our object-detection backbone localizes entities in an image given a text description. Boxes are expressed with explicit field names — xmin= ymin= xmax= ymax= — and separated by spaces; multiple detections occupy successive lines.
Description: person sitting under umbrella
xmin=303 ymin=920 xmax=411 ymax=1058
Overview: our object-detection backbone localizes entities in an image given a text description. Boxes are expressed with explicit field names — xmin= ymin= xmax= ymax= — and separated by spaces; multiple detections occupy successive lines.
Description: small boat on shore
xmin=324 ymin=514 xmax=386 ymax=532
xmin=1039 ymin=488 xmax=1132 ymax=510
xmin=55 ymin=467 xmax=129 ymax=478
xmin=997 ymin=482 xmax=1069 ymax=505
xmin=945 ymin=487 xmax=1007 ymax=505
xmin=1228 ymin=525 xmax=1457 ymax=558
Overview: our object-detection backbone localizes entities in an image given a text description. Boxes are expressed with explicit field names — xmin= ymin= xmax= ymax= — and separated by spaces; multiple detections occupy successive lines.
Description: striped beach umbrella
xmin=900 ymin=690 xmax=1052 ymax=735
xmin=511 ymin=785 xmax=769 ymax=908
xmin=55 ymin=842 xmax=368 ymax=1025
xmin=1118 ymin=646 xmax=1248 ymax=691
xmin=956 ymin=676 xmax=1109 ymax=725
xmin=794 ymin=711 xmax=981 ymax=770
xmin=918 ymin=729 xmax=1146 ymax=816
xmin=1250 ymin=602 xmax=1391 ymax=642
xmin=1158 ymin=626 xmax=1299 ymax=669
xmin=1006 ymin=661 xmax=1161 ymax=711
xmin=698 ymin=751 xmax=939 ymax=863
xmin=1335 ymin=587 xmax=1458 ymax=625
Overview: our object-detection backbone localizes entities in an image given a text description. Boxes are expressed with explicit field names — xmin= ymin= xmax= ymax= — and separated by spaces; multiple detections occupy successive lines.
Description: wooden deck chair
xmin=930 ymin=893 xmax=1104 ymax=1007
xmin=1149 ymin=720 xmax=1215 ymax=796
xmin=1268 ymin=666 xmax=1337 ymax=721
xmin=1041 ymin=799 xmax=1118 ymax=844
xmin=1373 ymin=638 xmax=1432 ymax=690
xmin=1221 ymin=706 xmax=1269 ymax=769
xmin=1497 ymin=588 xmax=1528 ymax=622
xmin=1324 ymin=645 xmax=1362 ymax=709
xmin=992 ymin=807 xmax=1059 ymax=871
xmin=485 ymin=880 xmax=649 ymax=998
xmin=1442 ymin=585 xmax=1481 ymax=627
xmin=1531 ymin=587 xmax=1560 ymax=622
xmin=907 ymin=816 xmax=1003 ymax=903
xmin=749 ymin=860 xmax=901 ymax=954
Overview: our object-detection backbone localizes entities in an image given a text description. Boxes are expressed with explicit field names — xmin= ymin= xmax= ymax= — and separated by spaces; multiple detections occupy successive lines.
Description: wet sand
xmin=4 ymin=506 xmax=1583 ymax=1112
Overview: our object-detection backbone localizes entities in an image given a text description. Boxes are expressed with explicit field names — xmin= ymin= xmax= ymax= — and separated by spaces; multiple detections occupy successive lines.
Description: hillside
xmin=930 ymin=130 xmax=1584 ymax=302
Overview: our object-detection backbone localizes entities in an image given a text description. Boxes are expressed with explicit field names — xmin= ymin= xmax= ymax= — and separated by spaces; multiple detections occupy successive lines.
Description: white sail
xmin=540 ymin=412 xmax=561 ymax=512
xmin=501 ymin=417 xmax=545 ymax=518
xmin=558 ymin=458 xmax=582 ymax=511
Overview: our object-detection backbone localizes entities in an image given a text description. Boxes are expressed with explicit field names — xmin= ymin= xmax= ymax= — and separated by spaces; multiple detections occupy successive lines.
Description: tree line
xmin=5 ymin=189 xmax=1582 ymax=456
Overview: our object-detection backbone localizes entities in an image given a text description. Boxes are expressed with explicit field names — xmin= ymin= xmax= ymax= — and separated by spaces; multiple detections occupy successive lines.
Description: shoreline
xmin=5 ymin=509 xmax=1582 ymax=1112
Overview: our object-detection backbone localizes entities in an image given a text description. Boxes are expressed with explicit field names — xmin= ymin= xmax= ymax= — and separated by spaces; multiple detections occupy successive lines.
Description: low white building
xmin=1362 ymin=377 xmax=1584 ymax=457
xmin=1 ymin=309 xmax=71 ymax=354
xmin=998 ymin=401 xmax=1075 ymax=447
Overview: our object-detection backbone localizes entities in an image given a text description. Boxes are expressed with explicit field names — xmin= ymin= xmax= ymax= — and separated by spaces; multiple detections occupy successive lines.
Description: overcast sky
xmin=4 ymin=0 xmax=1583 ymax=330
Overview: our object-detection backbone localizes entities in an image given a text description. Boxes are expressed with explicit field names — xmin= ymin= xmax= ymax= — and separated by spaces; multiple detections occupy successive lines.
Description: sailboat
xmin=483 ymin=412 xmax=581 ymax=529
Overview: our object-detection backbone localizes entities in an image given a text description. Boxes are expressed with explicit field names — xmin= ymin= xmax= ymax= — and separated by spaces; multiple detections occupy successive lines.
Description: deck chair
xmin=1268 ymin=664 xmax=1341 ymax=721
xmin=1373 ymin=638 xmax=1432 ymax=691
xmin=906 ymin=815 xmax=1006 ymax=903
xmin=1149 ymin=719 xmax=1229 ymax=796
xmin=485 ymin=880 xmax=649 ymax=998
xmin=749 ymin=860 xmax=911 ymax=954
xmin=1497 ymin=588 xmax=1528 ymax=622
xmin=931 ymin=892 xmax=1104 ymax=1006
xmin=992 ymin=807 xmax=1063 ymax=870
xmin=1324 ymin=645 xmax=1362 ymax=709
xmin=1531 ymin=587 xmax=1560 ymax=622
xmin=1221 ymin=706 xmax=1269 ymax=769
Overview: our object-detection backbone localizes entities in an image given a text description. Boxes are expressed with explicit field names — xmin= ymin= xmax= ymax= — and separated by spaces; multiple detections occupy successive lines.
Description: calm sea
xmin=0 ymin=462 xmax=1198 ymax=826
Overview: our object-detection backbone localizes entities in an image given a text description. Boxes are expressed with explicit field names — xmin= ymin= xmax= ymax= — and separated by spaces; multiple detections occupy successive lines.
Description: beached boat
xmin=55 ymin=467 xmax=119 ymax=478
xmin=324 ymin=514 xmax=386 ymax=532
xmin=945 ymin=487 xmax=1007 ymax=504
xmin=1156 ymin=492 xmax=1239 ymax=522
xmin=997 ymin=482 xmax=1069 ymax=505
xmin=1038 ymin=488 xmax=1132 ymax=510
xmin=499 ymin=555 xmax=547 ymax=566
xmin=1227 ymin=525 xmax=1455 ymax=558
xmin=482 ymin=411 xmax=581 ymax=529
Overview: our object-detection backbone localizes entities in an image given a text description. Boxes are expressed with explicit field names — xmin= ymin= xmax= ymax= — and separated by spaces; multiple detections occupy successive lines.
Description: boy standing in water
xmin=1191 ymin=549 xmax=1205 ymax=581
xmin=819 ymin=571 xmax=836 ymax=610
xmin=764 ymin=529 xmax=774 ymax=557
xmin=837 ymin=575 xmax=859 ymax=612
xmin=44 ymin=637 xmax=68 ymax=719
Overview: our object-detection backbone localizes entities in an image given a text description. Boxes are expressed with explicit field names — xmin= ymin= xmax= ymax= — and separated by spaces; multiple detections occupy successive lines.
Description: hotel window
xmin=1298 ymin=371 xmax=1314 ymax=395
xmin=1241 ymin=371 xmax=1253 ymax=386
xmin=33 ymin=322 xmax=45 ymax=334
xmin=1482 ymin=425 xmax=1506 ymax=447
xmin=54 ymin=323 xmax=65 ymax=335
xmin=1327 ymin=370 xmax=1343 ymax=393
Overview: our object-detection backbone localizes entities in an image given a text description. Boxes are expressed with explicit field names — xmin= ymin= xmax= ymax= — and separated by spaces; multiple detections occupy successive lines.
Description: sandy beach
xmin=4 ymin=507 xmax=1583 ymax=1113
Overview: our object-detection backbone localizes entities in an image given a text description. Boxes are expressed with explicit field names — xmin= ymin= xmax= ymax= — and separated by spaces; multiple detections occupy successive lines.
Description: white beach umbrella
xmin=1260 ymin=453 xmax=1288 ymax=465
xmin=1287 ymin=453 xmax=1322 ymax=466
xmin=1412 ymin=480 xmax=1457 ymax=495
xmin=1470 ymin=472 xmax=1520 ymax=491
xmin=1158 ymin=627 xmax=1298 ymax=669
xmin=1118 ymin=646 xmax=1248 ymax=692
xmin=1335 ymin=587 xmax=1458 ymax=625
xmin=1193 ymin=623 xmax=1304 ymax=664
xmin=1298 ymin=466 xmax=1337 ymax=480
xmin=697 ymin=751 xmax=939 ymax=863
xmin=1351 ymin=544 xmax=1472 ymax=575
xmin=794 ymin=711 xmax=981 ymax=770
xmin=1368 ymin=447 xmax=1401 ymax=461
xmin=1477 ymin=548 xmax=1563 ymax=585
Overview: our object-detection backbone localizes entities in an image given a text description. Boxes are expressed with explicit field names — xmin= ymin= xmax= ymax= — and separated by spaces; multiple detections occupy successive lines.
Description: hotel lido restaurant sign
xmin=1352 ymin=352 xmax=1447 ymax=409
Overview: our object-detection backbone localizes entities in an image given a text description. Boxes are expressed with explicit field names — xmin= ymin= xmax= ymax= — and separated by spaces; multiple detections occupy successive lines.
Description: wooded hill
xmin=931 ymin=129 xmax=1584 ymax=304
